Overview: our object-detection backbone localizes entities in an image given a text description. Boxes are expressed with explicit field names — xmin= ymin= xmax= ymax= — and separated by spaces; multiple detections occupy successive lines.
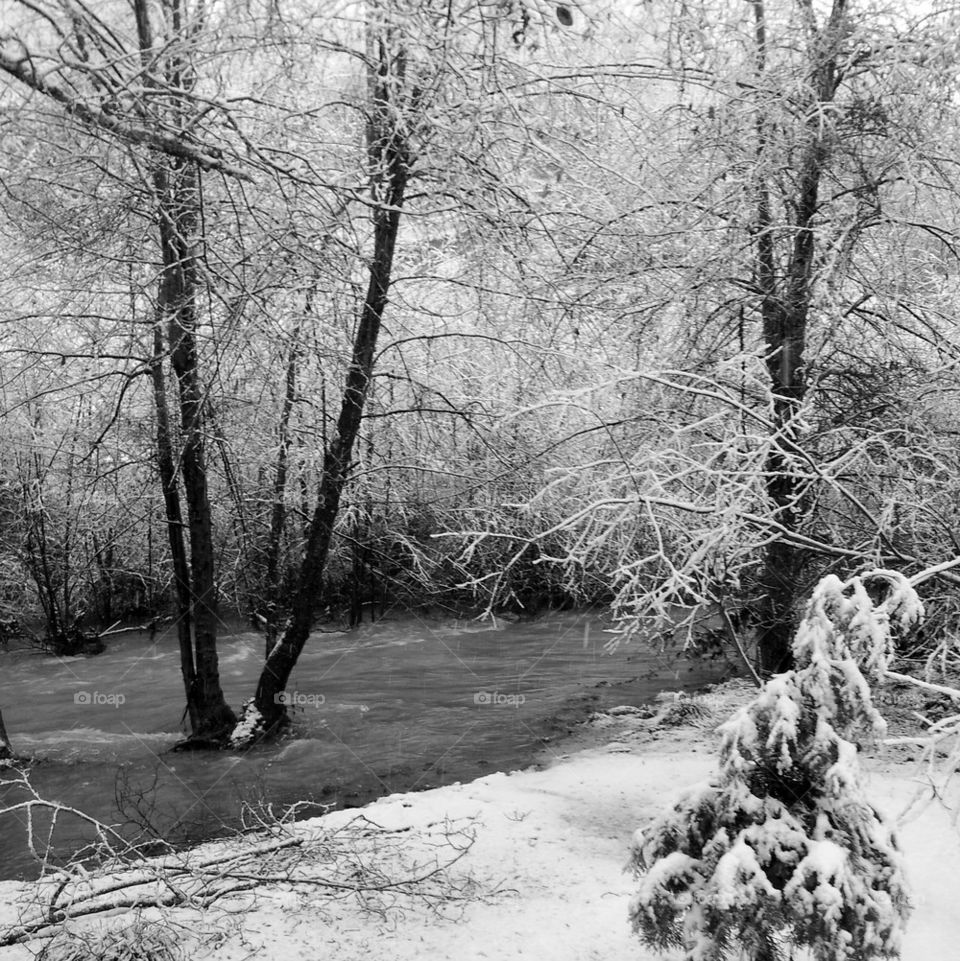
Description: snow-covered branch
xmin=0 ymin=42 xmax=252 ymax=180
xmin=629 ymin=570 xmax=921 ymax=960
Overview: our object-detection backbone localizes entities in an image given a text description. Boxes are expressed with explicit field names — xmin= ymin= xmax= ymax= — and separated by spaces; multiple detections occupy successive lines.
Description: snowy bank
xmin=0 ymin=683 xmax=957 ymax=959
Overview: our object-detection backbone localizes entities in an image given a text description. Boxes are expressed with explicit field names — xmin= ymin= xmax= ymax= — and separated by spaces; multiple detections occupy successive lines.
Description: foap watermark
xmin=74 ymin=690 xmax=125 ymax=708
xmin=275 ymin=691 xmax=325 ymax=708
xmin=473 ymin=690 xmax=525 ymax=708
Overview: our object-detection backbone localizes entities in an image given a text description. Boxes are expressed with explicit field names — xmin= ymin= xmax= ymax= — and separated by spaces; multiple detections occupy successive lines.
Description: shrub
xmin=629 ymin=570 xmax=920 ymax=961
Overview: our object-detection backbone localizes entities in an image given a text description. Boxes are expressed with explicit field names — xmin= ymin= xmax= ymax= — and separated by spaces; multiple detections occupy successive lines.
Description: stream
xmin=0 ymin=611 xmax=727 ymax=880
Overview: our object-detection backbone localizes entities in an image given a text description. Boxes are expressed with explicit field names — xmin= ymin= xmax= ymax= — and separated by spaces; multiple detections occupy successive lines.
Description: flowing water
xmin=0 ymin=611 xmax=726 ymax=880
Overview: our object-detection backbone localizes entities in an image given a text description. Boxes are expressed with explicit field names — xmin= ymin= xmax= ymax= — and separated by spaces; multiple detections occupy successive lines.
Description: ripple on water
xmin=13 ymin=729 xmax=182 ymax=762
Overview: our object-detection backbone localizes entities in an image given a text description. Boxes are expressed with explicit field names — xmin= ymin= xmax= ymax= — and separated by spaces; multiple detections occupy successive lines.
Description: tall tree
xmin=1 ymin=0 xmax=240 ymax=740
xmin=446 ymin=0 xmax=960 ymax=672
xmin=261 ymin=307 xmax=305 ymax=655
xmin=136 ymin=0 xmax=234 ymax=741
xmin=236 ymin=16 xmax=417 ymax=739
xmin=750 ymin=0 xmax=850 ymax=672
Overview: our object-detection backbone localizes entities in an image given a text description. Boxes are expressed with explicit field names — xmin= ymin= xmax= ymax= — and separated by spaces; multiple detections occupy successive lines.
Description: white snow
xmin=0 ymin=692 xmax=958 ymax=959
xmin=711 ymin=838 xmax=778 ymax=909
xmin=634 ymin=849 xmax=701 ymax=908
xmin=783 ymin=838 xmax=848 ymax=917
xmin=228 ymin=699 xmax=263 ymax=747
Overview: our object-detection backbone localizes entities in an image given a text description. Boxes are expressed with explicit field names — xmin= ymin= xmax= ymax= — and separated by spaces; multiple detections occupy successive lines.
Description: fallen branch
xmin=0 ymin=803 xmax=486 ymax=946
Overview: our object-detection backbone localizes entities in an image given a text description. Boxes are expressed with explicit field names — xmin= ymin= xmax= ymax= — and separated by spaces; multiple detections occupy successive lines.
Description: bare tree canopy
xmin=0 ymin=0 xmax=959 ymax=747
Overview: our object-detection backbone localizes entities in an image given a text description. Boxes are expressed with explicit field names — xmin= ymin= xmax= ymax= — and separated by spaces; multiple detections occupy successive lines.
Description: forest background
xmin=2 ymin=0 xmax=960 ymax=747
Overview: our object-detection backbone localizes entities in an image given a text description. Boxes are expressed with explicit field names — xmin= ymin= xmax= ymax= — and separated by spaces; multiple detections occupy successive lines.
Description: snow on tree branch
xmin=629 ymin=569 xmax=921 ymax=961
xmin=0 ymin=42 xmax=252 ymax=181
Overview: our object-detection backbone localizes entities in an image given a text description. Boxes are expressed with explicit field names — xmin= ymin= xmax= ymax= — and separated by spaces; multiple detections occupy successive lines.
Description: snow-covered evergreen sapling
xmin=629 ymin=570 xmax=922 ymax=961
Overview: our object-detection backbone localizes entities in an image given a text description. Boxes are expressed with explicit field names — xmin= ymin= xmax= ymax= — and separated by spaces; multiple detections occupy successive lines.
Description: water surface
xmin=0 ymin=611 xmax=725 ymax=879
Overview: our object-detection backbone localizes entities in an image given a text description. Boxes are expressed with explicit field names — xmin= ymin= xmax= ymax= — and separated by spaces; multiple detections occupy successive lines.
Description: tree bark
xmin=155 ymin=157 xmax=235 ymax=742
xmin=263 ymin=310 xmax=305 ymax=657
xmin=243 ymin=42 xmax=412 ymax=737
xmin=138 ymin=0 xmax=234 ymax=741
xmin=750 ymin=0 xmax=846 ymax=674
xmin=0 ymin=706 xmax=13 ymax=760
xmin=149 ymin=312 xmax=199 ymax=733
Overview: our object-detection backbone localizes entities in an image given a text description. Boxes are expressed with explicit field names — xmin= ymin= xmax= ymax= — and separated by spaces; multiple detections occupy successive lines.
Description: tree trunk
xmin=241 ymin=43 xmax=412 ymax=738
xmin=263 ymin=310 xmax=304 ymax=657
xmin=137 ymin=0 xmax=234 ymax=741
xmin=0 ymin=706 xmax=12 ymax=760
xmin=750 ymin=0 xmax=846 ymax=674
xmin=156 ymin=158 xmax=235 ymax=741
xmin=149 ymin=313 xmax=199 ymax=733
xmin=208 ymin=401 xmax=254 ymax=613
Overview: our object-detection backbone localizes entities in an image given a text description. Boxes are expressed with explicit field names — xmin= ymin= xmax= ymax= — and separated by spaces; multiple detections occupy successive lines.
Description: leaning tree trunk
xmin=750 ymin=0 xmax=845 ymax=674
xmin=239 ymin=45 xmax=412 ymax=740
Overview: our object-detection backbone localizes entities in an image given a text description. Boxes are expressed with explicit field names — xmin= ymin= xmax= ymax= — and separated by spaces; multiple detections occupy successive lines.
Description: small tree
xmin=629 ymin=570 xmax=921 ymax=961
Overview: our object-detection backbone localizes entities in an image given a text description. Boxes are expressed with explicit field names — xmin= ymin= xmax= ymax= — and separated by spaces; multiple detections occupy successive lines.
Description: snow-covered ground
xmin=0 ymin=681 xmax=956 ymax=959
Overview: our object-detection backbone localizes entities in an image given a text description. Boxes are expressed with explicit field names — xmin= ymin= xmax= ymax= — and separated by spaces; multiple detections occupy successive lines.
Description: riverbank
xmin=0 ymin=678 xmax=955 ymax=959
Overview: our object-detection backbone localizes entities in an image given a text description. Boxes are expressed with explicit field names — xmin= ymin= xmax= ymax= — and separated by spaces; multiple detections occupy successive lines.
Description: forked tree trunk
xmin=155 ymin=158 xmax=236 ymax=742
xmin=138 ymin=0 xmax=235 ymax=741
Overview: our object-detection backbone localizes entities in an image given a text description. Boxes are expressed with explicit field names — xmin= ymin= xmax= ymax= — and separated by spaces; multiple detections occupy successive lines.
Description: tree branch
xmin=0 ymin=44 xmax=252 ymax=181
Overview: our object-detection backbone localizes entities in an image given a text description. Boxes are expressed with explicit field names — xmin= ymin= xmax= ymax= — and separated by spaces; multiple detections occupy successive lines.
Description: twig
xmin=719 ymin=600 xmax=762 ymax=687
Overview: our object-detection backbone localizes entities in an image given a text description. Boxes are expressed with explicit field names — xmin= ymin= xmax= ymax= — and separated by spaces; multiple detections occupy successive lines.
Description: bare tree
xmin=1 ymin=0 xmax=242 ymax=739
xmin=133 ymin=0 xmax=235 ymax=740
xmin=4 ymin=0 xmax=960 ymax=758
xmin=748 ymin=0 xmax=851 ymax=672
xmin=441 ymin=0 xmax=960 ymax=671
xmin=237 ymin=14 xmax=417 ymax=739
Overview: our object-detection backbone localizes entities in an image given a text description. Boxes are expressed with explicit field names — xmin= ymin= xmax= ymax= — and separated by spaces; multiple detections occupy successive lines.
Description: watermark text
xmin=473 ymin=690 xmax=525 ymax=708
xmin=275 ymin=691 xmax=326 ymax=708
xmin=74 ymin=691 xmax=125 ymax=708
